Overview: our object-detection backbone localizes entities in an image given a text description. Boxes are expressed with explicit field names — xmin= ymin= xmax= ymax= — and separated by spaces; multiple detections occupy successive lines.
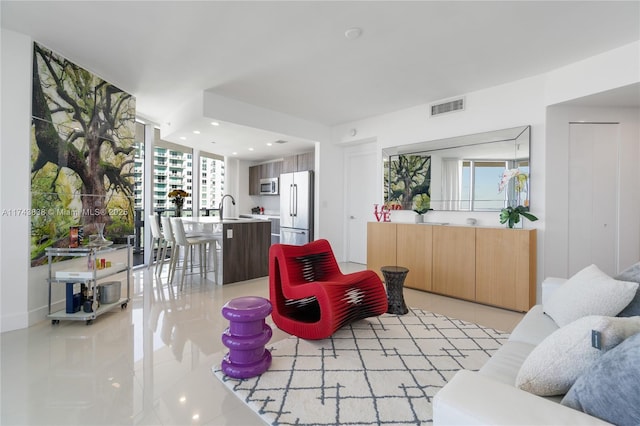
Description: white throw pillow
xmin=543 ymin=264 xmax=638 ymax=327
xmin=516 ymin=315 xmax=640 ymax=396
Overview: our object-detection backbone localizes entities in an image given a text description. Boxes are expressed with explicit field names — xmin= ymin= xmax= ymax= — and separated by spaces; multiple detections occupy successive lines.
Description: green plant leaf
xmin=520 ymin=211 xmax=538 ymax=222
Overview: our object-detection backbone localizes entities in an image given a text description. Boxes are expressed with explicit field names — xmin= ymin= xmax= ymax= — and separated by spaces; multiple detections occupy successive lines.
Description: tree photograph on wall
xmin=386 ymin=154 xmax=431 ymax=210
xmin=30 ymin=42 xmax=136 ymax=266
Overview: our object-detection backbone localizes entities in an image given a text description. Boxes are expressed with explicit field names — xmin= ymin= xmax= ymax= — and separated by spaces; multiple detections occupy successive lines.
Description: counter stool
xmin=221 ymin=296 xmax=273 ymax=379
xmin=148 ymin=214 xmax=167 ymax=276
xmin=381 ymin=266 xmax=409 ymax=315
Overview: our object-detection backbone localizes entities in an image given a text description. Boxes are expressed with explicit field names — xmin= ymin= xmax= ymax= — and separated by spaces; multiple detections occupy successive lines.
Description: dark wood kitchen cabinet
xmin=282 ymin=151 xmax=314 ymax=173
xmin=249 ymin=165 xmax=260 ymax=195
xmin=262 ymin=161 xmax=282 ymax=178
xmin=248 ymin=161 xmax=283 ymax=195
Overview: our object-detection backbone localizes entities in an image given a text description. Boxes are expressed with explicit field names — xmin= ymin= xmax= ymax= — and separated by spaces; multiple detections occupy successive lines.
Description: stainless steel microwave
xmin=260 ymin=177 xmax=279 ymax=195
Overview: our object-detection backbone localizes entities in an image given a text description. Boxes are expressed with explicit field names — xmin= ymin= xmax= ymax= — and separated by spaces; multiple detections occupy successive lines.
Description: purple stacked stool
xmin=221 ymin=296 xmax=273 ymax=379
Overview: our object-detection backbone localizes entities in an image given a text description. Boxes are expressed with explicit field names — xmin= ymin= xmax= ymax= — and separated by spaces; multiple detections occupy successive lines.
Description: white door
xmin=345 ymin=145 xmax=377 ymax=264
xmin=568 ymin=123 xmax=619 ymax=276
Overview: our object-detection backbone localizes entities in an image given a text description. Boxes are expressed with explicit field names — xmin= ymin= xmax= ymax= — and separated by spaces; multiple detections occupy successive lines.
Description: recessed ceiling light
xmin=232 ymin=152 xmax=237 ymax=155
xmin=193 ymin=130 xmax=200 ymax=134
xmin=266 ymin=143 xmax=273 ymax=146
xmin=345 ymin=27 xmax=363 ymax=40
xmin=211 ymin=121 xmax=220 ymax=126
xmin=179 ymin=136 xmax=187 ymax=140
xmin=248 ymin=147 xmax=254 ymax=151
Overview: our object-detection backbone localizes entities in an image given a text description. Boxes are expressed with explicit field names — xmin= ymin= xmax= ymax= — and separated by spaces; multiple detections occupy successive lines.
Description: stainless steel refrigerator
xmin=280 ymin=170 xmax=313 ymax=245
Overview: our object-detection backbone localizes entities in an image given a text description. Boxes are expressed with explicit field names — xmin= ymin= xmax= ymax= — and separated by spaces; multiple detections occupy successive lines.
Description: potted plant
xmin=412 ymin=193 xmax=431 ymax=223
xmin=499 ymin=205 xmax=538 ymax=229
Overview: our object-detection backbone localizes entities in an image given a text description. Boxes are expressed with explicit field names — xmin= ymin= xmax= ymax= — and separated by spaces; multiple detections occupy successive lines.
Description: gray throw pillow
xmin=616 ymin=261 xmax=640 ymax=317
xmin=561 ymin=332 xmax=640 ymax=426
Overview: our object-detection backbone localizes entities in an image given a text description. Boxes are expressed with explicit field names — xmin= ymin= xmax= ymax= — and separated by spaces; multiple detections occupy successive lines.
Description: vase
xmin=90 ymin=222 xmax=112 ymax=247
xmin=506 ymin=218 xmax=523 ymax=229
xmin=175 ymin=205 xmax=182 ymax=217
xmin=415 ymin=214 xmax=423 ymax=223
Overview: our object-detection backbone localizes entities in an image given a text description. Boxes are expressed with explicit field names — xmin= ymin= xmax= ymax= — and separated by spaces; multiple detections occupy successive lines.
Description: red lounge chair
xmin=269 ymin=239 xmax=388 ymax=340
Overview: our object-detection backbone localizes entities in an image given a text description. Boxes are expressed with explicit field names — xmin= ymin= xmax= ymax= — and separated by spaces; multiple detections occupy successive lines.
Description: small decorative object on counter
xmin=373 ymin=204 xmax=391 ymax=222
xmin=69 ymin=226 xmax=83 ymax=248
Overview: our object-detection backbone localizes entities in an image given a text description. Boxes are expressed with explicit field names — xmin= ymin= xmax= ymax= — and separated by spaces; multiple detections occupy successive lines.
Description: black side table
xmin=381 ymin=266 xmax=409 ymax=315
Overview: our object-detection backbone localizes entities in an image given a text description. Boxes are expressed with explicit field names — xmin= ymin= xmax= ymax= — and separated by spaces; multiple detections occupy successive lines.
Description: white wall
xmin=332 ymin=74 xmax=548 ymax=230
xmin=545 ymin=41 xmax=640 ymax=107
xmin=1 ymin=29 xmax=32 ymax=332
xmin=542 ymin=42 xmax=640 ymax=279
xmin=545 ymin=105 xmax=640 ymax=279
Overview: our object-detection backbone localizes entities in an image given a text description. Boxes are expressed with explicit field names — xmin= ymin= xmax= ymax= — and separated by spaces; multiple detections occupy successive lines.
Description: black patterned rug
xmin=212 ymin=308 xmax=508 ymax=425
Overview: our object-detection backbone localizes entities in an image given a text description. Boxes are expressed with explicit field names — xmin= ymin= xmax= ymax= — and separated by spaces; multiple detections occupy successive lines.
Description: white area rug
xmin=213 ymin=308 xmax=509 ymax=425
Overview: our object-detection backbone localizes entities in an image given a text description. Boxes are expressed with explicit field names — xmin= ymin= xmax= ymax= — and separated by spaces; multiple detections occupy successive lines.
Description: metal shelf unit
xmin=46 ymin=244 xmax=131 ymax=325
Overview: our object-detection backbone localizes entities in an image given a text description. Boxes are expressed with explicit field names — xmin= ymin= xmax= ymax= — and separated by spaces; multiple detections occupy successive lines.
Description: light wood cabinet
xmin=432 ymin=226 xmax=476 ymax=301
xmin=475 ymin=228 xmax=536 ymax=312
xmin=366 ymin=222 xmax=397 ymax=280
xmin=367 ymin=222 xmax=537 ymax=312
xmin=397 ymin=224 xmax=433 ymax=292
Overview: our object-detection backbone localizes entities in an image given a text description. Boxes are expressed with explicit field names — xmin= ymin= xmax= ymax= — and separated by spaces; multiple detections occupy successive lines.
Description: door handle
xmin=293 ymin=184 xmax=298 ymax=217
xmin=289 ymin=184 xmax=294 ymax=217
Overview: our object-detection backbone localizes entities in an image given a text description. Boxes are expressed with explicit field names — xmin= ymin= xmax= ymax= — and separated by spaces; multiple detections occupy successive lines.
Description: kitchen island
xmin=182 ymin=217 xmax=271 ymax=284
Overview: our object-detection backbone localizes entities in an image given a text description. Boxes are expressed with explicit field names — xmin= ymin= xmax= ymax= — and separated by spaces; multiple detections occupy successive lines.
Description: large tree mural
xmin=385 ymin=154 xmax=431 ymax=210
xmin=30 ymin=43 xmax=136 ymax=266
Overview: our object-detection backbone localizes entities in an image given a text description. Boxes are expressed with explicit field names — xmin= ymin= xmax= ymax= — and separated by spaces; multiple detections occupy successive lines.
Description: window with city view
xmin=131 ymin=127 xmax=226 ymax=266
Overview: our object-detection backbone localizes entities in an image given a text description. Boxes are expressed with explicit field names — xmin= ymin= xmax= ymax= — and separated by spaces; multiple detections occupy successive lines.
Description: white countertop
xmin=240 ymin=213 xmax=280 ymax=220
xmin=180 ymin=216 xmax=266 ymax=224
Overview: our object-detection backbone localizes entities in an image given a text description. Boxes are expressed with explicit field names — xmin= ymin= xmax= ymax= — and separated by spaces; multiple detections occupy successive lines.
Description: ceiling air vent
xmin=274 ymin=140 xmax=288 ymax=144
xmin=430 ymin=97 xmax=465 ymax=117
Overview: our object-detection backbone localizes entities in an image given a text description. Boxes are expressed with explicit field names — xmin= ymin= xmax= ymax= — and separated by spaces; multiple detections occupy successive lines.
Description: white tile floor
xmin=1 ymin=263 xmax=523 ymax=425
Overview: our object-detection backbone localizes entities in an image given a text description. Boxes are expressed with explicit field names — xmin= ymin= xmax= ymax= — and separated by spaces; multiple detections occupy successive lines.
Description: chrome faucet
xmin=219 ymin=194 xmax=236 ymax=220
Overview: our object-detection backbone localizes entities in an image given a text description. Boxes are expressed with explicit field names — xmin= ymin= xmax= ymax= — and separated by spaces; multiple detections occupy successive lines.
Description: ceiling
xmin=2 ymin=1 xmax=639 ymax=161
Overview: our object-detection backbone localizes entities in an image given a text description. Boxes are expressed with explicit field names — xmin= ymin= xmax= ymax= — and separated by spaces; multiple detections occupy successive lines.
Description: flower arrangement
xmin=498 ymin=169 xmax=537 ymax=228
xmin=498 ymin=168 xmax=529 ymax=207
xmin=168 ymin=189 xmax=189 ymax=208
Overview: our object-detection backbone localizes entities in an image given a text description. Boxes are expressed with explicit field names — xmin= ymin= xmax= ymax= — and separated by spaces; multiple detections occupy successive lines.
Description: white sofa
xmin=433 ymin=277 xmax=613 ymax=425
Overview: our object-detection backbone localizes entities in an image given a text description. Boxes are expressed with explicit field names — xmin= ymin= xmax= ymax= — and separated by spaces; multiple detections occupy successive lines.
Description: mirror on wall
xmin=383 ymin=126 xmax=531 ymax=212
